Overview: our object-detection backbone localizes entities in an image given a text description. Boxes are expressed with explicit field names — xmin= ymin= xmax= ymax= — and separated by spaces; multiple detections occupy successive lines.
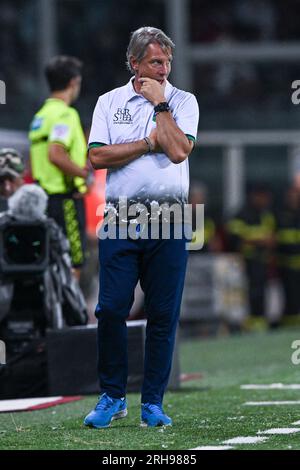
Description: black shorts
xmin=47 ymin=194 xmax=86 ymax=268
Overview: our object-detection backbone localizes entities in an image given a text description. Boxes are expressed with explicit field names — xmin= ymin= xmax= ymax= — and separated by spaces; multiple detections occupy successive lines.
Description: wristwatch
xmin=154 ymin=101 xmax=170 ymax=115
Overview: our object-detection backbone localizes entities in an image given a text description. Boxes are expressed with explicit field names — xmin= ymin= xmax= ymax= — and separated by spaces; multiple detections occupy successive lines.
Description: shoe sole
xmin=84 ymin=409 xmax=127 ymax=429
xmin=140 ymin=420 xmax=172 ymax=428
xmin=112 ymin=409 xmax=128 ymax=421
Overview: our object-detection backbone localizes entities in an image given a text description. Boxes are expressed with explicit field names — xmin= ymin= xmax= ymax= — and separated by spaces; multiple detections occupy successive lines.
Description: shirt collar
xmin=126 ymin=77 xmax=173 ymax=103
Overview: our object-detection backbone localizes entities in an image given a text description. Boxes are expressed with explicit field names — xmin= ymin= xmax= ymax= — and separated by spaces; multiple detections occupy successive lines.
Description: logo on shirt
xmin=113 ymin=108 xmax=133 ymax=124
xmin=30 ymin=117 xmax=44 ymax=131
xmin=50 ymin=124 xmax=70 ymax=140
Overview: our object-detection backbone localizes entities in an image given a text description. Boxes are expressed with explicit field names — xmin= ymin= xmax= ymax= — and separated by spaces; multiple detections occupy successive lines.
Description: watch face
xmin=155 ymin=102 xmax=169 ymax=113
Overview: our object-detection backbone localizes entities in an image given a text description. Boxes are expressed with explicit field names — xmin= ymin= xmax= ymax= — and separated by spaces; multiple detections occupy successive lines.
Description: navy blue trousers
xmin=95 ymin=225 xmax=189 ymax=404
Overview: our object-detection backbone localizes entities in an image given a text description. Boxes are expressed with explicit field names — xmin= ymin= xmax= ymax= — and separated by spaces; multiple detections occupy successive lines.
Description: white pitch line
xmin=0 ymin=396 xmax=62 ymax=412
xmin=241 ymin=384 xmax=300 ymax=390
xmin=258 ymin=428 xmax=300 ymax=435
xmin=244 ymin=401 xmax=300 ymax=406
xmin=223 ymin=436 xmax=268 ymax=445
xmin=190 ymin=446 xmax=233 ymax=450
xmin=190 ymin=406 xmax=300 ymax=450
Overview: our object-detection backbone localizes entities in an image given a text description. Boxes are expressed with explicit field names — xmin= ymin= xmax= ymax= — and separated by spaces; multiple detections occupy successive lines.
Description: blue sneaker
xmin=84 ymin=393 xmax=127 ymax=428
xmin=141 ymin=403 xmax=172 ymax=427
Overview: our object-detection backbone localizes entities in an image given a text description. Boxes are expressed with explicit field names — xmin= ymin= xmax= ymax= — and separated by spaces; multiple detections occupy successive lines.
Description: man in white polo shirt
xmin=84 ymin=26 xmax=199 ymax=428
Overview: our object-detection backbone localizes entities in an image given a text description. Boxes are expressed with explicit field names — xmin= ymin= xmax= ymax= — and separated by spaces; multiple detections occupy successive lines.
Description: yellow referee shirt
xmin=29 ymin=98 xmax=87 ymax=194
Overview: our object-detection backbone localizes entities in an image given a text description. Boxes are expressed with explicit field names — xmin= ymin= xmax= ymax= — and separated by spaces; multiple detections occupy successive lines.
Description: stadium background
xmin=1 ymin=0 xmax=300 ymax=215
xmin=1 ymin=0 xmax=300 ymax=451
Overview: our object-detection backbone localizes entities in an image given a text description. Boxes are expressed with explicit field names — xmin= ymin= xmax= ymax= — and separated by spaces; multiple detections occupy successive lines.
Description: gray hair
xmin=126 ymin=26 xmax=175 ymax=74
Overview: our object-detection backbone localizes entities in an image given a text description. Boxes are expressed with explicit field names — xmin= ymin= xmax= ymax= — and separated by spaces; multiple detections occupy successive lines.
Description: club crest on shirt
xmin=113 ymin=108 xmax=133 ymax=124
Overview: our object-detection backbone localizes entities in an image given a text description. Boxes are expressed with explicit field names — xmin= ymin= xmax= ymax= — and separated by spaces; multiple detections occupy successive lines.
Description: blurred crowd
xmin=190 ymin=0 xmax=300 ymax=124
xmin=190 ymin=0 xmax=300 ymax=43
xmin=190 ymin=179 xmax=300 ymax=329
xmin=0 ymin=0 xmax=165 ymax=128
xmin=1 ymin=0 xmax=300 ymax=130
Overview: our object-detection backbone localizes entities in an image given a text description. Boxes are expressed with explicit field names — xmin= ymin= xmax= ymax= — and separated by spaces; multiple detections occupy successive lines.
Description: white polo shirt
xmin=88 ymin=78 xmax=199 ymax=210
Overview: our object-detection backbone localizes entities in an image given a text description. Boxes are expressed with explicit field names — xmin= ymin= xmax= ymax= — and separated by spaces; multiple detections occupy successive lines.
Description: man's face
xmin=0 ymin=175 xmax=23 ymax=197
xmin=132 ymin=43 xmax=172 ymax=84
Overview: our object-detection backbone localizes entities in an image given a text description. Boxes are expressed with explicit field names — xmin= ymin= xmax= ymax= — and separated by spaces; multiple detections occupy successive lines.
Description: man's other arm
xmin=139 ymin=78 xmax=194 ymax=164
xmin=154 ymin=112 xmax=193 ymax=164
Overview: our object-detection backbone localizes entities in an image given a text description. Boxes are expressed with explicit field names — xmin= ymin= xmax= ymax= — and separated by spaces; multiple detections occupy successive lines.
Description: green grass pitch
xmin=1 ymin=327 xmax=300 ymax=450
